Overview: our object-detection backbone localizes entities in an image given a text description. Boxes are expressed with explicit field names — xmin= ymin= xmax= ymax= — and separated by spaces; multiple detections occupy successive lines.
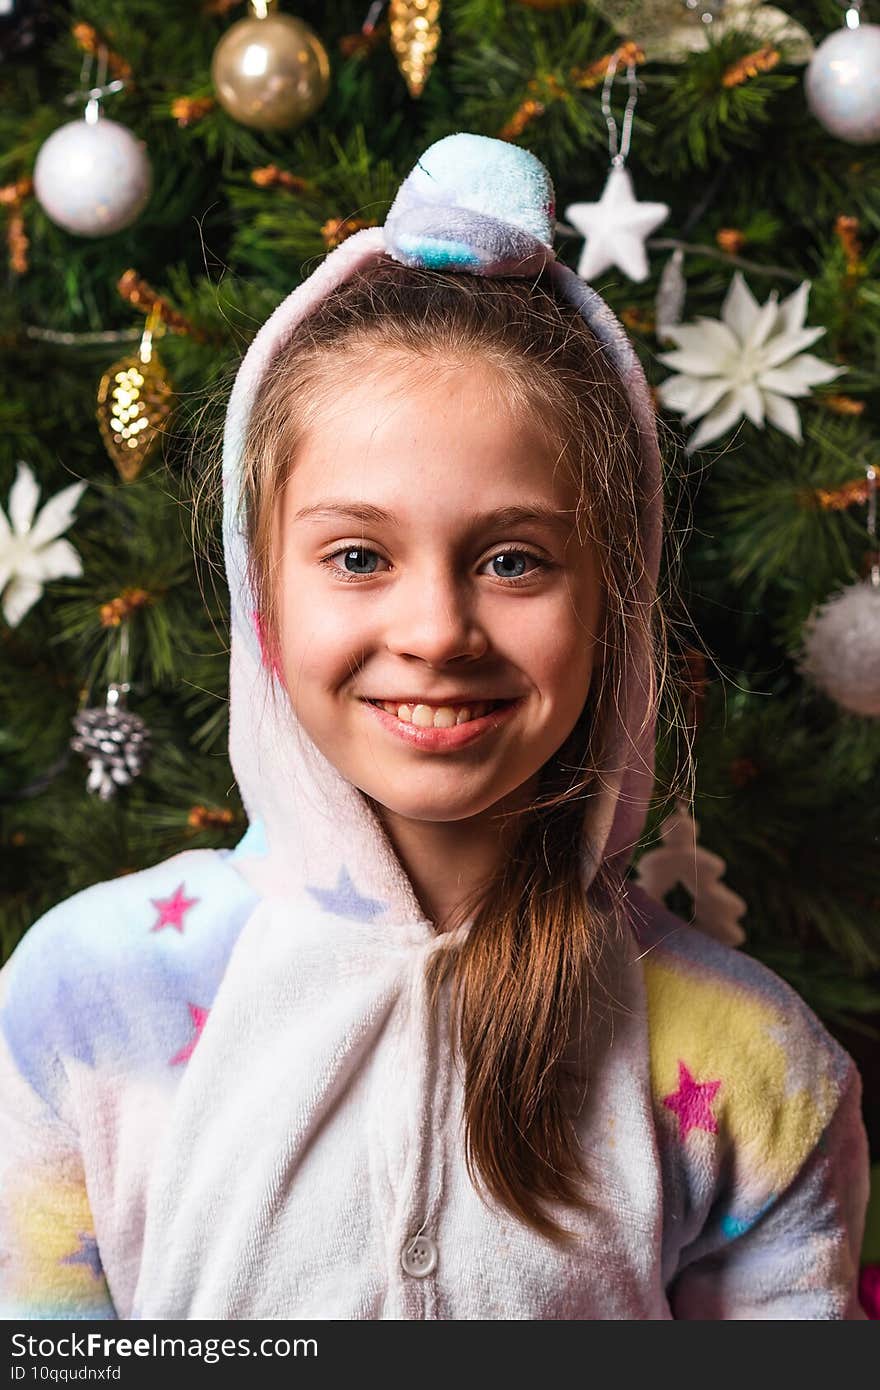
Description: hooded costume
xmin=0 ymin=134 xmax=869 ymax=1320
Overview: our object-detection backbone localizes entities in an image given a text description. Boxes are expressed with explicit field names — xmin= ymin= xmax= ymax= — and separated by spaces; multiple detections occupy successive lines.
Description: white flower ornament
xmin=0 ymin=461 xmax=87 ymax=627
xmin=656 ymin=273 xmax=845 ymax=454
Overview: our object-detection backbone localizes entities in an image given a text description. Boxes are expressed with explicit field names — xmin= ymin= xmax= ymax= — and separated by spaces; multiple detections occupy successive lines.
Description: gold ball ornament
xmin=211 ymin=8 xmax=330 ymax=132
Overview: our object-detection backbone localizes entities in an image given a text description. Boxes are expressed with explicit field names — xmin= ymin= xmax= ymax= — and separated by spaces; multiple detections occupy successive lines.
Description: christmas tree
xmin=2 ymin=0 xmax=879 ymax=1291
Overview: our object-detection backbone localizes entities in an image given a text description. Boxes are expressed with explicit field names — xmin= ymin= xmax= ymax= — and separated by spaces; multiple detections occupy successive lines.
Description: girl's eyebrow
xmin=292 ymin=501 xmax=575 ymax=535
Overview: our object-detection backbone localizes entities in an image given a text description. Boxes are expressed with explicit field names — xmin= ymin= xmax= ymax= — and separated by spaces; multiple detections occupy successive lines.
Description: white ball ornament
xmin=33 ymin=113 xmax=152 ymax=237
xmin=804 ymin=22 xmax=880 ymax=145
xmin=798 ymin=579 xmax=880 ymax=716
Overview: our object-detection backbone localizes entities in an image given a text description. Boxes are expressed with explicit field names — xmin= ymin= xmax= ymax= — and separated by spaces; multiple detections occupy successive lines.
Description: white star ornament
xmin=655 ymin=273 xmax=845 ymax=454
xmin=564 ymin=165 xmax=670 ymax=283
xmin=0 ymin=461 xmax=87 ymax=627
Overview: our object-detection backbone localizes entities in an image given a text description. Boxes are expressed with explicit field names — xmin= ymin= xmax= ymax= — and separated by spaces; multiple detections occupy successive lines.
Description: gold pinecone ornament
xmin=389 ymin=0 xmax=441 ymax=98
xmin=96 ymin=306 xmax=173 ymax=481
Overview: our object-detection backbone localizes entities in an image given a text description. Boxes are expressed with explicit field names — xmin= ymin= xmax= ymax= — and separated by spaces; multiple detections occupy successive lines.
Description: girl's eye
xmin=483 ymin=550 xmax=545 ymax=584
xmin=319 ymin=545 xmax=549 ymax=586
xmin=322 ymin=546 xmax=385 ymax=580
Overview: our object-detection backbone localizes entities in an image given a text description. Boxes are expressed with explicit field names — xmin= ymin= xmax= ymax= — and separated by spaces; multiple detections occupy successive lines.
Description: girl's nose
xmin=383 ymin=569 xmax=488 ymax=666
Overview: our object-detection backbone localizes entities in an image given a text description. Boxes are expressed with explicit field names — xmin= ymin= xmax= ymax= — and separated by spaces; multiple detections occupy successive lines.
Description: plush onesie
xmin=0 ymin=134 xmax=869 ymax=1320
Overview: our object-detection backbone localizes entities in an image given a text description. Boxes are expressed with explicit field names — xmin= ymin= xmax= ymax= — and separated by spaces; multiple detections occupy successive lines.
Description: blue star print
xmin=60 ymin=1233 xmax=103 ymax=1279
xmin=306 ymin=866 xmax=387 ymax=922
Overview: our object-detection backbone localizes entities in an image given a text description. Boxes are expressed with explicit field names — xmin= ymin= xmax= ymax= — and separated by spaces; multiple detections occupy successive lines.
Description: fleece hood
xmin=221 ymin=132 xmax=663 ymax=925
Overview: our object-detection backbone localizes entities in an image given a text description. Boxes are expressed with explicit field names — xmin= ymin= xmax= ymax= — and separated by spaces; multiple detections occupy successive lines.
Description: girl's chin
xmin=356 ymin=769 xmax=542 ymax=824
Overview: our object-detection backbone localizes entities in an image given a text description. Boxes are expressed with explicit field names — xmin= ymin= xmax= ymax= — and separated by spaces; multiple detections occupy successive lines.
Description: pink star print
xmin=663 ymin=1060 xmax=722 ymax=1139
xmin=169 ymin=1003 xmax=209 ymax=1066
xmin=150 ymin=883 xmax=199 ymax=933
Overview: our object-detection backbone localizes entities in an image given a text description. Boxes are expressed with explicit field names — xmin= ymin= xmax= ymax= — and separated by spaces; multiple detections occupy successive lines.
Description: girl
xmin=0 ymin=133 xmax=869 ymax=1320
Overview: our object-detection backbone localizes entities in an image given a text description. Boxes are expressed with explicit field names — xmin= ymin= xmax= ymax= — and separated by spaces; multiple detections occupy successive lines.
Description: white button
xmin=401 ymin=1233 xmax=438 ymax=1278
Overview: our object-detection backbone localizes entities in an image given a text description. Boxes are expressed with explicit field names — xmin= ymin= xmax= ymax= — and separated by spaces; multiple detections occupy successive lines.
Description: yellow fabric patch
xmin=643 ymin=956 xmax=839 ymax=1195
xmin=6 ymin=1169 xmax=109 ymax=1310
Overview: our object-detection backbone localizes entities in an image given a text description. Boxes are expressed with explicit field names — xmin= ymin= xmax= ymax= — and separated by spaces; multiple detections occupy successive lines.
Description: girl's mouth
xmin=360 ymin=697 xmax=523 ymax=751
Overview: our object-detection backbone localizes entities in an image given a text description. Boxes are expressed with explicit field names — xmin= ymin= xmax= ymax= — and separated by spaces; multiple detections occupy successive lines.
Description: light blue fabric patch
xmin=230 ymin=818 xmax=269 ymax=859
xmin=395 ymin=234 xmax=482 ymax=270
xmin=1 ymin=855 xmax=259 ymax=1110
xmin=721 ymin=1194 xmax=775 ymax=1239
xmin=384 ymin=132 xmax=555 ymax=277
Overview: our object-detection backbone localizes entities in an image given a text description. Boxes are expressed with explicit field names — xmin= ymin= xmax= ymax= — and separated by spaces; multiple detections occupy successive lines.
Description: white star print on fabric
xmin=564 ymin=165 xmax=669 ymax=283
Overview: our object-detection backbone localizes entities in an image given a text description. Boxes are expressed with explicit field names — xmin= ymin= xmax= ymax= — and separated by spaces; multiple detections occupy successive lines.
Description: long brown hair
xmin=235 ymin=256 xmax=681 ymax=1245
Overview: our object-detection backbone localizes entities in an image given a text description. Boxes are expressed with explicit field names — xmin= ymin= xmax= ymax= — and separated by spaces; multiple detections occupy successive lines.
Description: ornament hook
xmin=138 ymin=304 xmax=164 ymax=368
xmin=67 ymin=44 xmax=126 ymax=124
xmin=601 ymin=48 xmax=641 ymax=169
xmin=361 ymin=1 xmax=387 ymax=33
xmin=116 ymin=619 xmax=132 ymax=689
xmin=844 ymin=1 xmax=862 ymax=30
xmin=866 ymin=463 xmax=879 ymax=589
xmin=106 ymin=681 xmax=130 ymax=710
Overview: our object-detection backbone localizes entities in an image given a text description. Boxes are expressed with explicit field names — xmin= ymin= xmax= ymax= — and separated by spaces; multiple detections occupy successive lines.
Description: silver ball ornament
xmin=804 ymin=23 xmax=880 ymax=145
xmin=798 ymin=579 xmax=880 ymax=717
xmin=211 ymin=12 xmax=330 ymax=132
xmin=33 ymin=115 xmax=152 ymax=237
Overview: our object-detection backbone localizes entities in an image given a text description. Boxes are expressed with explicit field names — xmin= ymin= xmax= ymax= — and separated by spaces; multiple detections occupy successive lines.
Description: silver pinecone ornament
xmin=70 ymin=682 xmax=150 ymax=799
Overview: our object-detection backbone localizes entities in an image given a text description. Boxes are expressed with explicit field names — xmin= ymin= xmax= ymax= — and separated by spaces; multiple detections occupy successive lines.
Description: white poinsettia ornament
xmin=0 ymin=461 xmax=87 ymax=627
xmin=656 ymin=273 xmax=845 ymax=454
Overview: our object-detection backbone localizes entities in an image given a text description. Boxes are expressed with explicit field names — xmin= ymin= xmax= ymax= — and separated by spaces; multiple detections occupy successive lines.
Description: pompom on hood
xmin=221 ymin=132 xmax=663 ymax=923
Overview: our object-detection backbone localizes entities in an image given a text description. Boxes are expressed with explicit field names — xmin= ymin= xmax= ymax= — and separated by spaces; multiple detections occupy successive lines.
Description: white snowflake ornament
xmin=0 ymin=461 xmax=87 ymax=626
xmin=564 ymin=165 xmax=669 ymax=284
xmin=656 ymin=273 xmax=845 ymax=454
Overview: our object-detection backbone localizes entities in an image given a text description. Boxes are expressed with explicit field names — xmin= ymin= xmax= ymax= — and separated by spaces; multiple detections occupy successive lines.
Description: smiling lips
xmin=361 ymin=695 xmax=523 ymax=751
xmin=363 ymin=698 xmax=510 ymax=728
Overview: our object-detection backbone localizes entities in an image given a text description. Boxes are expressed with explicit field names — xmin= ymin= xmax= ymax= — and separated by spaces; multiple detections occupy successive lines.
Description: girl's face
xmin=273 ymin=354 xmax=604 ymax=828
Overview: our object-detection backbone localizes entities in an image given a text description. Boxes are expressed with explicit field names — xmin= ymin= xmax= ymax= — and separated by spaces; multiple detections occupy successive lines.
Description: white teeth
xmin=413 ymin=704 xmax=453 ymax=728
xmin=377 ymin=700 xmax=492 ymax=727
